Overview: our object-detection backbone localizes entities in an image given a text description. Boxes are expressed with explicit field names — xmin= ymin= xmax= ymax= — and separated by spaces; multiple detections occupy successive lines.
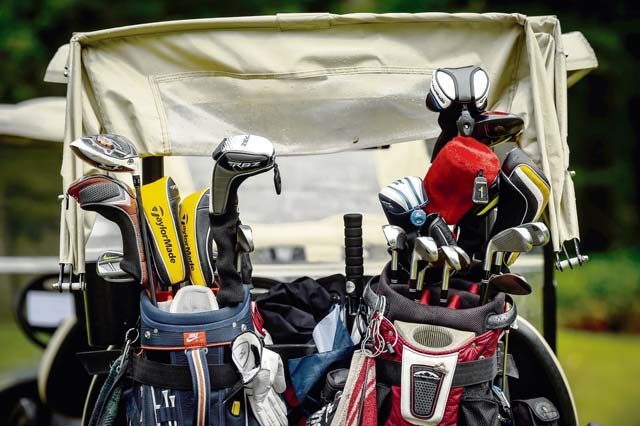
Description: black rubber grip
xmin=345 ymin=266 xmax=364 ymax=275
xmin=344 ymin=227 xmax=363 ymax=238
xmin=344 ymin=237 xmax=363 ymax=247
xmin=343 ymin=213 xmax=363 ymax=228
xmin=344 ymin=246 xmax=363 ymax=257
xmin=346 ymin=257 xmax=364 ymax=267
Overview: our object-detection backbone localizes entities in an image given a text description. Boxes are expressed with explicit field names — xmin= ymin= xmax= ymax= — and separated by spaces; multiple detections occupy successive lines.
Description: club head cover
xmin=489 ymin=148 xmax=551 ymax=265
xmin=426 ymin=66 xmax=490 ymax=113
xmin=67 ymin=174 xmax=146 ymax=285
xmin=180 ymin=188 xmax=217 ymax=287
xmin=471 ymin=111 xmax=524 ymax=147
xmin=378 ymin=176 xmax=429 ymax=232
xmin=423 ymin=136 xmax=499 ymax=225
xmin=141 ymin=176 xmax=187 ymax=287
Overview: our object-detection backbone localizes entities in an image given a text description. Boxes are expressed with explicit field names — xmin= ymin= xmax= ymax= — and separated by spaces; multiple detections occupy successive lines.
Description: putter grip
xmin=344 ymin=213 xmax=363 ymax=297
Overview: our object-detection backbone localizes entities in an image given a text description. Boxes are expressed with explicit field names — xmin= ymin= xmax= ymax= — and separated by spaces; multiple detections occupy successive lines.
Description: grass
xmin=0 ymin=322 xmax=41 ymax=374
xmin=558 ymin=329 xmax=640 ymax=425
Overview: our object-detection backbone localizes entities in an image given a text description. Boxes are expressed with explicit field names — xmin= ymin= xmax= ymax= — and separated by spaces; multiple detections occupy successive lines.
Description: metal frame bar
xmin=542 ymin=242 xmax=557 ymax=352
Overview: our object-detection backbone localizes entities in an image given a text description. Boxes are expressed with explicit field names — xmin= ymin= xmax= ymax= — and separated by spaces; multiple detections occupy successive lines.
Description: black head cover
xmin=491 ymin=148 xmax=550 ymax=237
xmin=209 ymin=135 xmax=279 ymax=217
xmin=426 ymin=66 xmax=490 ymax=114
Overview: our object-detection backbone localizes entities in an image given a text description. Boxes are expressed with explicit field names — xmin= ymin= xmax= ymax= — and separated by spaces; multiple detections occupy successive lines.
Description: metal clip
xmin=555 ymin=239 xmax=589 ymax=271
xmin=53 ymin=264 xmax=85 ymax=292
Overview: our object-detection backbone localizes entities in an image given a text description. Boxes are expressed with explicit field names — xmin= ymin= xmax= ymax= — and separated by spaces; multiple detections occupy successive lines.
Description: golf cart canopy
xmin=0 ymin=97 xmax=65 ymax=142
xmin=53 ymin=12 xmax=597 ymax=271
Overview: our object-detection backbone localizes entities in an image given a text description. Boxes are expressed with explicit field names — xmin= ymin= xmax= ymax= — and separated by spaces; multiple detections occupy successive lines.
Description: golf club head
xmin=382 ymin=225 xmax=407 ymax=251
xmin=209 ymin=135 xmax=279 ymax=216
xmin=237 ymin=224 xmax=254 ymax=254
xmin=67 ymin=174 xmax=146 ymax=285
xmin=517 ymin=222 xmax=550 ymax=247
xmin=379 ymin=176 xmax=428 ymax=231
xmin=96 ymin=251 xmax=134 ymax=283
xmin=70 ymin=134 xmax=141 ymax=175
xmin=471 ymin=111 xmax=524 ymax=146
xmin=452 ymin=246 xmax=471 ymax=269
xmin=439 ymin=245 xmax=462 ymax=271
xmin=484 ymin=227 xmax=534 ymax=272
xmin=414 ymin=236 xmax=439 ymax=263
xmin=488 ymin=273 xmax=532 ymax=297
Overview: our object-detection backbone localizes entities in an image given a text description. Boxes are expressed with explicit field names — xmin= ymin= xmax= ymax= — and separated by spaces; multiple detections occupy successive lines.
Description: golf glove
xmin=232 ymin=331 xmax=287 ymax=426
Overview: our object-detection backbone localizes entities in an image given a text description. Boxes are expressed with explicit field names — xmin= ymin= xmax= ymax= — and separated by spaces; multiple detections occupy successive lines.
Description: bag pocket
xmin=512 ymin=397 xmax=560 ymax=426
xmin=457 ymin=382 xmax=501 ymax=426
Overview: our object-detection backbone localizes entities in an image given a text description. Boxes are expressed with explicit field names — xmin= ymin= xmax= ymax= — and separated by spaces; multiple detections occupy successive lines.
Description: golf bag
xmin=318 ymin=267 xmax=518 ymax=426
xmin=86 ymin=286 xmax=260 ymax=426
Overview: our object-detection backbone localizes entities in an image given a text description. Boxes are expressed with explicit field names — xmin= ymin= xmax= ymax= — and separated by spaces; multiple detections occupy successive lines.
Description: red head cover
xmin=424 ymin=136 xmax=499 ymax=225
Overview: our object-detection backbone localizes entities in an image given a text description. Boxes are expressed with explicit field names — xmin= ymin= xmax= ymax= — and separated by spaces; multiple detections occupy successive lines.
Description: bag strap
xmin=376 ymin=356 xmax=498 ymax=388
xmin=186 ymin=348 xmax=211 ymax=426
xmin=78 ymin=350 xmax=241 ymax=390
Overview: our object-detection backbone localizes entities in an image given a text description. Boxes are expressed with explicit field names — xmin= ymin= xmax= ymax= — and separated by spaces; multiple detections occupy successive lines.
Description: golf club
xmin=438 ymin=245 xmax=461 ymax=306
xmin=479 ymin=227 xmax=533 ymax=304
xmin=209 ymin=135 xmax=280 ymax=305
xmin=67 ymin=174 xmax=149 ymax=292
xmin=415 ymin=237 xmax=439 ymax=293
xmin=502 ymin=221 xmax=551 ymax=265
xmin=96 ymin=251 xmax=133 ymax=283
xmin=378 ymin=176 xmax=428 ymax=232
xmin=70 ymin=134 xmax=158 ymax=305
xmin=382 ymin=225 xmax=407 ymax=284
xmin=486 ymin=273 xmax=532 ymax=299
xmin=408 ymin=236 xmax=439 ymax=295
xmin=471 ymin=111 xmax=524 ymax=146
xmin=236 ymin=224 xmax=254 ymax=283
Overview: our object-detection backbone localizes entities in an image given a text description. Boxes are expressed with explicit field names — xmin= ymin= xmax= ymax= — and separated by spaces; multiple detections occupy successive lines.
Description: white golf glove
xmin=232 ymin=331 xmax=287 ymax=426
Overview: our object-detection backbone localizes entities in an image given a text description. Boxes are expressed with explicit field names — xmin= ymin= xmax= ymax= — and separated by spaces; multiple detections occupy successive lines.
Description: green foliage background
xmin=0 ymin=0 xmax=638 ymax=258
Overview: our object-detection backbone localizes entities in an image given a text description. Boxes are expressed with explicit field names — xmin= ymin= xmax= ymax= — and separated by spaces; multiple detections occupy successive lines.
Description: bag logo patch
xmin=183 ymin=331 xmax=207 ymax=348
xmin=410 ymin=364 xmax=445 ymax=419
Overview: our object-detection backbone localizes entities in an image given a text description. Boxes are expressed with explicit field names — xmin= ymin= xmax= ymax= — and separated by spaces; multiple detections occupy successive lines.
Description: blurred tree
xmin=0 ymin=0 xmax=637 ymax=254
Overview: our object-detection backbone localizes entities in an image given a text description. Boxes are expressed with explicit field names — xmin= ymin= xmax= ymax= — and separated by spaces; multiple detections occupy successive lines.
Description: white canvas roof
xmin=0 ymin=97 xmax=66 ymax=142
xmin=51 ymin=12 xmax=597 ymax=272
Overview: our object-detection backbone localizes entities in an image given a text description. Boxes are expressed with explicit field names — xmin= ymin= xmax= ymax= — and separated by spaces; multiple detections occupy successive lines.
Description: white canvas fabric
xmin=50 ymin=12 xmax=597 ymax=272
xmin=0 ymin=97 xmax=65 ymax=142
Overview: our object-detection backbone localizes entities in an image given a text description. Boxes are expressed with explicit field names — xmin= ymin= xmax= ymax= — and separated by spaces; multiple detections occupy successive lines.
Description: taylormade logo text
xmin=151 ymin=206 xmax=177 ymax=263
xmin=180 ymin=214 xmax=196 ymax=272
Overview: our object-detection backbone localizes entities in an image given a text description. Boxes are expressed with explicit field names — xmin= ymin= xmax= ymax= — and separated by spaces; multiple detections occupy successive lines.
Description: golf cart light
xmin=410 ymin=210 xmax=427 ymax=227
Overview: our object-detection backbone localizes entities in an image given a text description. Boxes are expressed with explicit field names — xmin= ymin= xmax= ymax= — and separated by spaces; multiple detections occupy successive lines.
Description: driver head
xmin=70 ymin=134 xmax=141 ymax=174
xmin=237 ymin=224 xmax=254 ymax=253
xmin=382 ymin=225 xmax=407 ymax=251
xmin=209 ymin=135 xmax=278 ymax=216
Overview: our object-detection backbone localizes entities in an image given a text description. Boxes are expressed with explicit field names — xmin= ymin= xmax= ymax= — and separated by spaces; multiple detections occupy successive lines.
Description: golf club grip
xmin=344 ymin=214 xmax=363 ymax=299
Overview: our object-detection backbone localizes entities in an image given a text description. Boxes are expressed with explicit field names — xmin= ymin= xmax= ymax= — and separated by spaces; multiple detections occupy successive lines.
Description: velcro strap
xmin=77 ymin=350 xmax=240 ymax=390
xmin=376 ymin=355 xmax=497 ymax=388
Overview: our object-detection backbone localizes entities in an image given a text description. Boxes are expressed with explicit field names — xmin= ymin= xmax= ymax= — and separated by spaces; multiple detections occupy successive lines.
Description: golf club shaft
xmin=439 ymin=263 xmax=451 ymax=306
xmin=134 ymin=176 xmax=158 ymax=306
xmin=390 ymin=251 xmax=399 ymax=284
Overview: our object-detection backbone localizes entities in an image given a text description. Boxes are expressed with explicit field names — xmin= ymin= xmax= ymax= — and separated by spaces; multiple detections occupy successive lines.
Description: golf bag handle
xmin=344 ymin=213 xmax=363 ymax=320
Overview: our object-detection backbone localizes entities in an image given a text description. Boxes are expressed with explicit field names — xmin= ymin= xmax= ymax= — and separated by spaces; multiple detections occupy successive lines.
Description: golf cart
xmin=6 ymin=11 xmax=598 ymax=426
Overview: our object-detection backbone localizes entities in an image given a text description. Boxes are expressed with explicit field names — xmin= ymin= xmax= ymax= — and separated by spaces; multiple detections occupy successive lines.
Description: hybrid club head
xmin=378 ymin=176 xmax=428 ymax=231
xmin=209 ymin=135 xmax=279 ymax=216
xmin=70 ymin=134 xmax=141 ymax=175
xmin=97 ymin=251 xmax=134 ymax=283
xmin=487 ymin=273 xmax=532 ymax=297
